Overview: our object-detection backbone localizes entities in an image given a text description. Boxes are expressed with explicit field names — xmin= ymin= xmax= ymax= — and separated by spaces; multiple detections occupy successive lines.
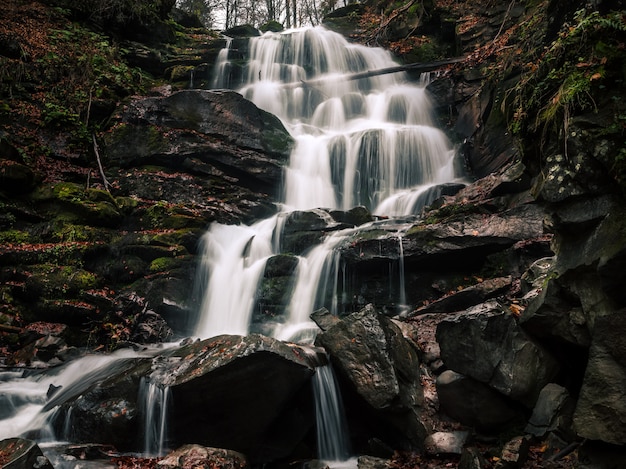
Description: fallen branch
xmin=92 ymin=134 xmax=112 ymax=193
xmin=0 ymin=323 xmax=24 ymax=334
xmin=280 ymin=57 xmax=466 ymax=89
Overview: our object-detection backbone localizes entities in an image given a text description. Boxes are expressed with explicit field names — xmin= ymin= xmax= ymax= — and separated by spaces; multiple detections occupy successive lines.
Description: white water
xmin=140 ymin=378 xmax=171 ymax=456
xmin=0 ymin=26 xmax=464 ymax=460
xmin=0 ymin=350 xmax=141 ymax=442
xmin=312 ymin=364 xmax=351 ymax=462
xmin=197 ymin=26 xmax=464 ymax=341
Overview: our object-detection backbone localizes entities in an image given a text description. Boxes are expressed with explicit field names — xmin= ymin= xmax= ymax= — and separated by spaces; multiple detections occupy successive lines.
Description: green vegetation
xmin=510 ymin=8 xmax=626 ymax=133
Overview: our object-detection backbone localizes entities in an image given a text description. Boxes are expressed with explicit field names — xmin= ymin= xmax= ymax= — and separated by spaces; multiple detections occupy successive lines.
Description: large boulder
xmin=436 ymin=300 xmax=560 ymax=407
xmin=572 ymin=311 xmax=626 ymax=445
xmin=103 ymin=90 xmax=293 ymax=196
xmin=313 ymin=305 xmax=426 ymax=449
xmin=50 ymin=335 xmax=319 ymax=463
xmin=436 ymin=370 xmax=524 ymax=431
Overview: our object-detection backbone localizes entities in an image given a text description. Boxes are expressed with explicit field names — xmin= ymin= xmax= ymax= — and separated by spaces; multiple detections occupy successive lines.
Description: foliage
xmin=43 ymin=0 xmax=175 ymax=24
xmin=509 ymin=8 xmax=626 ymax=134
xmin=0 ymin=2 xmax=151 ymax=160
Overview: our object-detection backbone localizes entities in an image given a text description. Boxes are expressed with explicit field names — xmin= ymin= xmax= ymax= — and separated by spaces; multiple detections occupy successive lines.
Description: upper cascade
xmin=213 ymin=26 xmax=465 ymax=215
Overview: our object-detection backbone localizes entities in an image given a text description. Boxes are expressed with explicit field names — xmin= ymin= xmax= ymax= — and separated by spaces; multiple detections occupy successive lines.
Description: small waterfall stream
xmin=140 ymin=378 xmax=171 ymax=456
xmin=312 ymin=364 xmax=351 ymax=463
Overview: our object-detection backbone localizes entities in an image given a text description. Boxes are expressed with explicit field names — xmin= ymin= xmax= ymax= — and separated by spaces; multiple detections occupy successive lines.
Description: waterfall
xmin=196 ymin=26 xmax=465 ymax=340
xmin=312 ymin=365 xmax=351 ymax=462
xmin=0 ymin=351 xmax=139 ymax=441
xmin=139 ymin=378 xmax=171 ymax=456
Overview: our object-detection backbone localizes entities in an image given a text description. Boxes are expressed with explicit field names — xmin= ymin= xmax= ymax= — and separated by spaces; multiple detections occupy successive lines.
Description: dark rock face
xmin=104 ymin=89 xmax=293 ymax=195
xmin=525 ymin=383 xmax=574 ymax=438
xmin=573 ymin=312 xmax=626 ymax=445
xmin=52 ymin=335 xmax=318 ymax=463
xmin=314 ymin=305 xmax=426 ymax=449
xmin=436 ymin=370 xmax=524 ymax=431
xmin=436 ymin=301 xmax=560 ymax=407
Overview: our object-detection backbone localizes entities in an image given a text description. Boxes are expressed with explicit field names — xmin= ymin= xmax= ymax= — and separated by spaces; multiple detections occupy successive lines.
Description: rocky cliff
xmin=1 ymin=0 xmax=626 ymax=467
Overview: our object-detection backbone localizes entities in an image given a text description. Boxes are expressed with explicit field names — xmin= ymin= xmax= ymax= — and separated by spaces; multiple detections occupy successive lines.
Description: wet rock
xmin=159 ymin=334 xmax=317 ymax=463
xmin=573 ymin=311 xmax=626 ymax=445
xmin=315 ymin=304 xmax=426 ymax=448
xmin=329 ymin=206 xmax=374 ymax=227
xmin=344 ymin=203 xmax=546 ymax=268
xmin=51 ymin=334 xmax=318 ymax=462
xmin=103 ymin=90 xmax=293 ymax=196
xmin=315 ymin=304 xmax=422 ymax=410
xmin=281 ymin=209 xmax=347 ymax=255
xmin=130 ymin=310 xmax=173 ymax=344
xmin=157 ymin=444 xmax=247 ymax=469
xmin=410 ymin=276 xmax=512 ymax=315
xmin=254 ymin=254 xmax=299 ymax=327
xmin=436 ymin=301 xmax=560 ymax=406
xmin=424 ymin=431 xmax=469 ymax=456
xmin=525 ymin=383 xmax=575 ymax=438
xmin=436 ymin=370 xmax=524 ymax=431
xmin=454 ymin=85 xmax=520 ymax=179
xmin=0 ymin=438 xmax=54 ymax=469
xmin=310 ymin=307 xmax=341 ymax=332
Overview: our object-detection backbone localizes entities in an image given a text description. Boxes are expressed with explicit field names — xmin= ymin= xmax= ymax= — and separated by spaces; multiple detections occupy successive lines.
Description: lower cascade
xmin=0 ymin=25 xmax=465 ymax=463
xmin=140 ymin=378 xmax=171 ymax=457
xmin=312 ymin=364 xmax=351 ymax=463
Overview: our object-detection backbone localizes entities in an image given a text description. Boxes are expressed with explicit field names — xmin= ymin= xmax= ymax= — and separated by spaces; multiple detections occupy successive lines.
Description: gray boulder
xmin=573 ymin=311 xmax=626 ymax=445
xmin=436 ymin=301 xmax=560 ymax=406
xmin=436 ymin=370 xmax=524 ymax=431
xmin=103 ymin=89 xmax=293 ymax=194
xmin=315 ymin=304 xmax=422 ymax=411
xmin=50 ymin=334 xmax=318 ymax=463
xmin=314 ymin=304 xmax=426 ymax=447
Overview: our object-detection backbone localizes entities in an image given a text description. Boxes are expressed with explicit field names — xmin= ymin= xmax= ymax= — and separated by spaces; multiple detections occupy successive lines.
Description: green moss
xmin=0 ymin=230 xmax=31 ymax=244
xmin=26 ymin=264 xmax=99 ymax=298
xmin=149 ymin=256 xmax=178 ymax=272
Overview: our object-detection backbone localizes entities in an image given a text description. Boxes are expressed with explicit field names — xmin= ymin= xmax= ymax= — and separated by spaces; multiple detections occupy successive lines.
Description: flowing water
xmin=0 ymin=26 xmax=464 ymax=463
xmin=197 ymin=26 xmax=465 ymax=341
xmin=312 ymin=364 xmax=351 ymax=462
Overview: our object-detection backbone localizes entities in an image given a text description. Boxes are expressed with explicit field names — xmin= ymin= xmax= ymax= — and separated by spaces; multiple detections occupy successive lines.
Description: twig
xmin=547 ymin=441 xmax=581 ymax=462
xmin=493 ymin=0 xmax=516 ymax=44
xmin=0 ymin=323 xmax=24 ymax=334
xmin=92 ymin=134 xmax=112 ymax=193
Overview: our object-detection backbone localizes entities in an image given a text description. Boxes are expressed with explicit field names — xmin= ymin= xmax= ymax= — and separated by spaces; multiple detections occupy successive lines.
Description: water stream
xmin=0 ymin=25 xmax=464 ymax=463
xmin=197 ymin=26 xmax=465 ymax=341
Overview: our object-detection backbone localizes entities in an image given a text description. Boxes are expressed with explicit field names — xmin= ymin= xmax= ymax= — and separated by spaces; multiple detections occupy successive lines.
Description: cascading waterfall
xmin=196 ymin=25 xmax=465 ymax=341
xmin=0 ymin=25 xmax=467 ymax=465
xmin=312 ymin=364 xmax=351 ymax=462
xmin=140 ymin=378 xmax=171 ymax=456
